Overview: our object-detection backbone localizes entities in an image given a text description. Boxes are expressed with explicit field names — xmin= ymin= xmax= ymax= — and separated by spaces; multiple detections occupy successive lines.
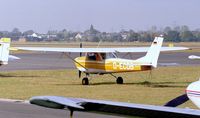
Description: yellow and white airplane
xmin=13 ymin=36 xmax=188 ymax=85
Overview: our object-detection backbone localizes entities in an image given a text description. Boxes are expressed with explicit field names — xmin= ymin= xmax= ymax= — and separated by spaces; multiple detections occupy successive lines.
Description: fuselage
xmin=74 ymin=56 xmax=152 ymax=74
xmin=186 ymin=81 xmax=200 ymax=109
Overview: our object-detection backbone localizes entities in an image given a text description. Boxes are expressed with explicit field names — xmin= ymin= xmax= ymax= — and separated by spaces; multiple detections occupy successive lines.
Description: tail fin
xmin=136 ymin=37 xmax=163 ymax=68
xmin=0 ymin=38 xmax=11 ymax=65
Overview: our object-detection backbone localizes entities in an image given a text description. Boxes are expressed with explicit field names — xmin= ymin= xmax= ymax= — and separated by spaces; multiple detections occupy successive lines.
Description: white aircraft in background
xmin=189 ymin=55 xmax=200 ymax=60
xmin=14 ymin=36 xmax=188 ymax=85
xmin=29 ymin=80 xmax=200 ymax=118
xmin=0 ymin=38 xmax=19 ymax=66
xmin=187 ymin=81 xmax=200 ymax=109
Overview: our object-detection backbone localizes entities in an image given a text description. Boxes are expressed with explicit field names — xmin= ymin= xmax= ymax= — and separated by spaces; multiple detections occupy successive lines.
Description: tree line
xmin=1 ymin=25 xmax=200 ymax=42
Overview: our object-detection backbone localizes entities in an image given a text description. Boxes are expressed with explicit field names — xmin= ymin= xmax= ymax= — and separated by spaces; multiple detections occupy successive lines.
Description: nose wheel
xmin=82 ymin=77 xmax=89 ymax=85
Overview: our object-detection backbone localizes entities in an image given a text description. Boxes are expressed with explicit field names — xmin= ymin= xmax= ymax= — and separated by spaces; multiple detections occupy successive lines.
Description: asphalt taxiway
xmin=0 ymin=52 xmax=200 ymax=71
xmin=0 ymin=100 xmax=123 ymax=118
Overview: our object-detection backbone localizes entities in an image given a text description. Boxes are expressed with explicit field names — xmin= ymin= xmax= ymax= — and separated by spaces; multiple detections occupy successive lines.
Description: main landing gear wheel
xmin=82 ymin=77 xmax=89 ymax=85
xmin=116 ymin=77 xmax=123 ymax=84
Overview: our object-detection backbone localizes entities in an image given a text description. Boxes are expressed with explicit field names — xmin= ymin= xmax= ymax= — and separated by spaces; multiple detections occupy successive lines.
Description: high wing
xmin=13 ymin=37 xmax=188 ymax=53
xmin=15 ymin=46 xmax=188 ymax=53
xmin=30 ymin=96 xmax=200 ymax=118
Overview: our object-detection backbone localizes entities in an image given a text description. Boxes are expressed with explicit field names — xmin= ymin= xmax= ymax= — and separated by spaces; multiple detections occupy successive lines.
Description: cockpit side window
xmin=86 ymin=52 xmax=117 ymax=60
xmin=87 ymin=53 xmax=103 ymax=61
xmin=100 ymin=53 xmax=106 ymax=60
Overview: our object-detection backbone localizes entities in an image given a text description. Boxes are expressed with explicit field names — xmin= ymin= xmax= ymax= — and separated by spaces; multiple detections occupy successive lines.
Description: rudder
xmin=136 ymin=36 xmax=164 ymax=68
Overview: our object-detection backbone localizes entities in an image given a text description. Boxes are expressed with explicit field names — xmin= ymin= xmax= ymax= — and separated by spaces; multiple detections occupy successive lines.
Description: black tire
xmin=116 ymin=77 xmax=123 ymax=84
xmin=82 ymin=77 xmax=89 ymax=85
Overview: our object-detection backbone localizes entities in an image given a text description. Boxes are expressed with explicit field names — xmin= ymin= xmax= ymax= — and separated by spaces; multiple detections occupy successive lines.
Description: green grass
xmin=0 ymin=66 xmax=200 ymax=109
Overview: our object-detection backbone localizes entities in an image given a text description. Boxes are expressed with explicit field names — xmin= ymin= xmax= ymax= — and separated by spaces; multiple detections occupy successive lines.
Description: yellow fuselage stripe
xmin=74 ymin=57 xmax=152 ymax=73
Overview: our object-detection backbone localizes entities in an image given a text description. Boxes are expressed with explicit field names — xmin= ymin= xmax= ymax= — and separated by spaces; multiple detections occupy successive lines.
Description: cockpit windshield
xmin=106 ymin=53 xmax=117 ymax=59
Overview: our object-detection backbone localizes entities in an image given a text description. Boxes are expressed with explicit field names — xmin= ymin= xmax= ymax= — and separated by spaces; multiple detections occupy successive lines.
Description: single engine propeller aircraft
xmin=15 ymin=36 xmax=188 ymax=85
xmin=29 ymin=80 xmax=200 ymax=118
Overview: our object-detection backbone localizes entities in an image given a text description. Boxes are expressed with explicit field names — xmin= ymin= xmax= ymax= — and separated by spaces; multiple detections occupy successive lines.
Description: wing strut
xmin=64 ymin=53 xmax=88 ymax=71
xmin=164 ymin=94 xmax=189 ymax=107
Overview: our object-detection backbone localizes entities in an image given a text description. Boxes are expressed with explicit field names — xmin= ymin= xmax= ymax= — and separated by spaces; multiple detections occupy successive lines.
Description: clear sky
xmin=0 ymin=0 xmax=200 ymax=33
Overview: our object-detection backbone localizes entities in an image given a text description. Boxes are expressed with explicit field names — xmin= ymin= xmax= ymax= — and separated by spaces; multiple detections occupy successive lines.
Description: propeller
xmin=164 ymin=94 xmax=189 ymax=107
xmin=79 ymin=42 xmax=83 ymax=78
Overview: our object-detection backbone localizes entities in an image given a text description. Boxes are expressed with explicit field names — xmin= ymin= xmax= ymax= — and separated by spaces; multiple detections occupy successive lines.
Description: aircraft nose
xmin=186 ymin=81 xmax=200 ymax=109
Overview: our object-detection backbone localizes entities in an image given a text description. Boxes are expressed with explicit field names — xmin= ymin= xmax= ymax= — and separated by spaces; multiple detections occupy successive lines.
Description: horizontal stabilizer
xmin=8 ymin=55 xmax=20 ymax=61
xmin=158 ymin=63 xmax=180 ymax=67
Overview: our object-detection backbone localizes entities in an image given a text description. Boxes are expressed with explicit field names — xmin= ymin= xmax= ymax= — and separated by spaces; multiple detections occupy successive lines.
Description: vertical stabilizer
xmin=0 ymin=38 xmax=10 ymax=65
xmin=136 ymin=37 xmax=163 ymax=68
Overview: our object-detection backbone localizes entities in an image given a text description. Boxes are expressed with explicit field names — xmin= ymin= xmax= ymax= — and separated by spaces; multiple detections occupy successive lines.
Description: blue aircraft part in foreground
xmin=30 ymin=95 xmax=200 ymax=118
